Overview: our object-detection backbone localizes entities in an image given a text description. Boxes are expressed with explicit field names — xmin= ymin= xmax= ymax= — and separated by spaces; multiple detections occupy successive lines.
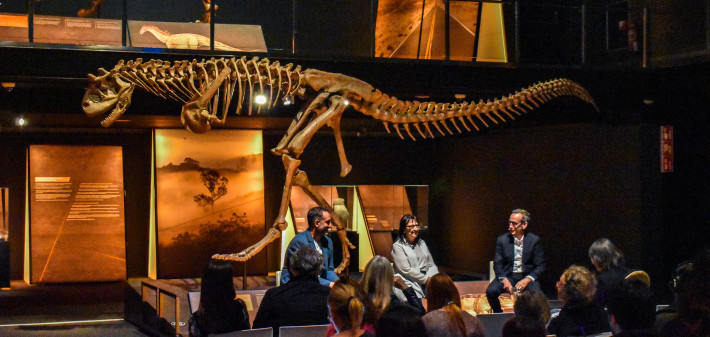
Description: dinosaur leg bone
xmin=287 ymin=95 xmax=351 ymax=175
xmin=212 ymin=154 xmax=301 ymax=262
xmin=292 ymin=170 xmax=354 ymax=274
xmin=271 ymin=92 xmax=329 ymax=156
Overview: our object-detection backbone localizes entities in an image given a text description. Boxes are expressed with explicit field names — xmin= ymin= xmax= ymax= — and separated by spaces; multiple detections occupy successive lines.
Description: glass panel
xmin=293 ymin=0 xmax=374 ymax=57
xmin=357 ymin=185 xmax=428 ymax=231
xmin=518 ymin=3 xmax=582 ymax=63
xmin=214 ymin=0 xmax=283 ymax=53
xmin=0 ymin=2 xmax=29 ymax=43
xmin=290 ymin=186 xmax=355 ymax=233
xmin=376 ymin=0 xmax=436 ymax=59
xmin=448 ymin=1 xmax=479 ymax=61
xmin=127 ymin=1 xmax=210 ymax=50
xmin=158 ymin=290 xmax=178 ymax=336
xmin=607 ymin=2 xmax=630 ymax=51
xmin=31 ymin=1 xmax=122 ymax=46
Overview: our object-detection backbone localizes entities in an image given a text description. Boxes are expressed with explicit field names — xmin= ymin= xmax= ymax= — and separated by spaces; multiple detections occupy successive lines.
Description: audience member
xmin=280 ymin=206 xmax=339 ymax=286
xmin=502 ymin=316 xmax=547 ymax=337
xmin=328 ymin=278 xmax=375 ymax=337
xmin=392 ymin=214 xmax=438 ymax=298
xmin=189 ymin=260 xmax=249 ymax=337
xmin=589 ymin=238 xmax=633 ymax=307
xmin=376 ymin=304 xmax=429 ymax=337
xmin=360 ymin=255 xmax=425 ymax=319
xmin=252 ymin=246 xmax=330 ymax=335
xmin=661 ymin=248 xmax=710 ymax=337
xmin=513 ymin=290 xmax=551 ymax=326
xmin=422 ymin=273 xmax=484 ymax=337
xmin=325 ymin=277 xmax=377 ymax=337
xmin=547 ymin=265 xmax=610 ymax=337
xmin=486 ymin=208 xmax=546 ymax=313
xmin=607 ymin=278 xmax=658 ymax=337
xmin=655 ymin=260 xmax=692 ymax=332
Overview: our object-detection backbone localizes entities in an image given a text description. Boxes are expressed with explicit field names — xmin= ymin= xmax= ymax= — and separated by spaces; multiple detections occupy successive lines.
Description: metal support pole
xmin=28 ymin=0 xmax=34 ymax=43
xmin=514 ymin=0 xmax=520 ymax=64
xmin=210 ymin=0 xmax=216 ymax=51
xmin=122 ymin=0 xmax=127 ymax=46
xmin=642 ymin=6 xmax=647 ymax=68
xmin=581 ymin=3 xmax=586 ymax=64
xmin=445 ymin=0 xmax=450 ymax=60
xmin=292 ymin=0 xmax=297 ymax=54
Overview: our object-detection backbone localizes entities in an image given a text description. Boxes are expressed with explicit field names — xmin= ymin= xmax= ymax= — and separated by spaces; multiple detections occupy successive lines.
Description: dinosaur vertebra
xmin=82 ymin=56 xmax=597 ymax=273
xmin=140 ymin=25 xmax=244 ymax=52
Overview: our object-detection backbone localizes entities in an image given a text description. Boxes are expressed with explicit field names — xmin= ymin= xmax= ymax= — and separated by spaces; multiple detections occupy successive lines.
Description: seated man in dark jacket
xmin=252 ymin=246 xmax=331 ymax=335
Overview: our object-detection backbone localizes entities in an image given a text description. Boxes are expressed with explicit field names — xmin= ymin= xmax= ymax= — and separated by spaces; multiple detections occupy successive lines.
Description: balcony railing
xmin=0 ymin=0 xmax=651 ymax=66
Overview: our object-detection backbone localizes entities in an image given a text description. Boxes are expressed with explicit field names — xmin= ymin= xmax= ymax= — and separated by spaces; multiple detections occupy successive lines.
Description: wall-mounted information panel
xmin=29 ymin=145 xmax=126 ymax=283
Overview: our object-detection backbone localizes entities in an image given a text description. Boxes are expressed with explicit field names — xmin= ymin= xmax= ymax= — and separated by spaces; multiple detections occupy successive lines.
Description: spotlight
xmin=15 ymin=117 xmax=26 ymax=127
xmin=254 ymin=94 xmax=267 ymax=105
xmin=283 ymin=96 xmax=292 ymax=106
xmin=343 ymin=99 xmax=350 ymax=106
xmin=454 ymin=94 xmax=466 ymax=100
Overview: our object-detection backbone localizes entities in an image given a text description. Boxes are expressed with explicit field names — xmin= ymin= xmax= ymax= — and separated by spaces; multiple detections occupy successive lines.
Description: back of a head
xmin=376 ymin=305 xmax=427 ymax=337
xmin=289 ymin=246 xmax=323 ymax=277
xmin=361 ymin=255 xmax=394 ymax=316
xmin=514 ymin=291 xmax=551 ymax=325
xmin=329 ymin=278 xmax=369 ymax=331
xmin=426 ymin=273 xmax=461 ymax=312
xmin=199 ymin=260 xmax=236 ymax=314
xmin=561 ymin=265 xmax=597 ymax=304
xmin=502 ymin=316 xmax=546 ymax=337
xmin=607 ymin=278 xmax=655 ymax=332
xmin=676 ymin=248 xmax=710 ymax=319
xmin=588 ymin=238 xmax=623 ymax=271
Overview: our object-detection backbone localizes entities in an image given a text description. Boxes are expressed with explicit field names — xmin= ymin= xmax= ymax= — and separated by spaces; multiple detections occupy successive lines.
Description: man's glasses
xmin=508 ymin=221 xmax=522 ymax=226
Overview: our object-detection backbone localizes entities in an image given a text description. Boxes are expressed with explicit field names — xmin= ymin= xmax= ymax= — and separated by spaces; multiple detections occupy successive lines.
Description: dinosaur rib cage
xmin=357 ymin=79 xmax=597 ymax=141
xmin=107 ymin=56 xmax=304 ymax=117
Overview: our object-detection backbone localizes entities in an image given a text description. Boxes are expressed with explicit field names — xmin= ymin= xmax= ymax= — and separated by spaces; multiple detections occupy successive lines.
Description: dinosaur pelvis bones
xmin=83 ymin=56 xmax=597 ymax=273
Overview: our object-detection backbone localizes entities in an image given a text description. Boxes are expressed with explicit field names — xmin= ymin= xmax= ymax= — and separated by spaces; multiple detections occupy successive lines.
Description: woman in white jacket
xmin=391 ymin=214 xmax=438 ymax=298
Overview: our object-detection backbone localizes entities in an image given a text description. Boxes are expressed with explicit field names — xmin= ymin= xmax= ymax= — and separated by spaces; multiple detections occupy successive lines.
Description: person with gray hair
xmin=486 ymin=208 xmax=546 ymax=313
xmin=253 ymin=246 xmax=331 ymax=335
xmin=588 ymin=238 xmax=632 ymax=307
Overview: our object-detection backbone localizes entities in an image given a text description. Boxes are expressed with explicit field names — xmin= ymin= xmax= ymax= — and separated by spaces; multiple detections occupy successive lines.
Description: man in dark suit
xmin=486 ymin=208 xmax=546 ymax=313
xmin=280 ymin=206 xmax=339 ymax=287
xmin=253 ymin=246 xmax=331 ymax=336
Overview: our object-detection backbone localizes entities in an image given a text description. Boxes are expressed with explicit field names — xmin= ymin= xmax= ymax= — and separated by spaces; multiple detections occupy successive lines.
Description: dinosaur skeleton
xmin=82 ymin=56 xmax=596 ymax=273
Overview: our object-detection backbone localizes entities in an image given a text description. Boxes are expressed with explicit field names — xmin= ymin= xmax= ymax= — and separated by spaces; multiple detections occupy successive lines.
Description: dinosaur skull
xmin=82 ymin=69 xmax=135 ymax=127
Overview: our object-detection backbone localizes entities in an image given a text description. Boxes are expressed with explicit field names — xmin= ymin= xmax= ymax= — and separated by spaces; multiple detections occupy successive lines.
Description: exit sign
xmin=661 ymin=126 xmax=673 ymax=173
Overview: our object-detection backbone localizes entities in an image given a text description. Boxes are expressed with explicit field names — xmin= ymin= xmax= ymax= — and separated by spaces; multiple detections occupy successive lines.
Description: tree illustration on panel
xmin=193 ymin=169 xmax=228 ymax=212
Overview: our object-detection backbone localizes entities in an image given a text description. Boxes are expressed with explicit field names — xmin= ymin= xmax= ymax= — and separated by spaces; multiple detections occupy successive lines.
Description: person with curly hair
xmin=547 ymin=265 xmax=610 ymax=337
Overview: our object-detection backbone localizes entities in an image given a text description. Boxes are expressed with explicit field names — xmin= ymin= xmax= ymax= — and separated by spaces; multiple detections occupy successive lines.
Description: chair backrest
xmin=209 ymin=327 xmax=272 ymax=337
xmin=476 ymin=312 xmax=514 ymax=337
xmin=188 ymin=291 xmax=201 ymax=313
xmin=279 ymin=324 xmax=329 ymax=337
